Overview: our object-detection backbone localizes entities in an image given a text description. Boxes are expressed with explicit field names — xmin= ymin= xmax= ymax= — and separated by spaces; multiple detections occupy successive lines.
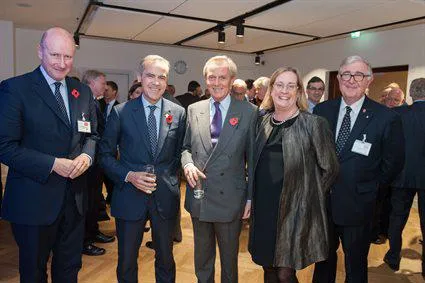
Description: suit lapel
xmin=196 ymin=100 xmax=213 ymax=154
xmin=156 ymin=99 xmax=171 ymax=159
xmin=66 ymin=77 xmax=79 ymax=131
xmin=32 ymin=68 xmax=71 ymax=128
xmin=131 ymin=98 xmax=152 ymax=159
xmin=253 ymin=113 xmax=274 ymax=170
xmin=339 ymin=97 xmax=374 ymax=161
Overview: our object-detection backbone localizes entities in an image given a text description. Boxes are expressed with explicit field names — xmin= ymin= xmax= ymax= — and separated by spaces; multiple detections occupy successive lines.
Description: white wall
xmin=261 ymin=24 xmax=425 ymax=101
xmin=14 ymin=27 xmax=260 ymax=96
xmin=0 ymin=20 xmax=14 ymax=82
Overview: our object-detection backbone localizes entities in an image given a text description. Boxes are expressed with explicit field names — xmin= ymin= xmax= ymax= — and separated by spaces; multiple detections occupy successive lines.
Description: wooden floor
xmin=0 ymin=171 xmax=424 ymax=282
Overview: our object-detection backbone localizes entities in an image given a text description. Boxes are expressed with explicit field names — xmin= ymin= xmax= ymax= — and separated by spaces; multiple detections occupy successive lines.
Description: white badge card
xmin=351 ymin=134 xmax=371 ymax=156
xmin=77 ymin=112 xmax=91 ymax=133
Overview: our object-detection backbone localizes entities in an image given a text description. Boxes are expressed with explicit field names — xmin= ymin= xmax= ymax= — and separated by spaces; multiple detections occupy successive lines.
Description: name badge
xmin=351 ymin=134 xmax=371 ymax=156
xmin=77 ymin=113 xmax=91 ymax=133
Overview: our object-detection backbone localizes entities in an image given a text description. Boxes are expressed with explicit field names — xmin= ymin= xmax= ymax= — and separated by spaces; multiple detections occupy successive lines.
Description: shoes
xmin=146 ymin=241 xmax=154 ymax=250
xmin=94 ymin=231 xmax=115 ymax=243
xmin=82 ymin=243 xmax=105 ymax=256
xmin=383 ymin=256 xmax=400 ymax=271
xmin=98 ymin=211 xmax=110 ymax=222
xmin=173 ymin=237 xmax=182 ymax=243
xmin=371 ymin=235 xmax=387 ymax=245
xmin=144 ymin=226 xmax=150 ymax=233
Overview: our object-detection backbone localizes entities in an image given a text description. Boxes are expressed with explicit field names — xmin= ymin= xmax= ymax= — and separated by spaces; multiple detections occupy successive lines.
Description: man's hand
xmin=242 ymin=201 xmax=251 ymax=220
xmin=183 ymin=163 xmax=206 ymax=188
xmin=52 ymin=158 xmax=74 ymax=177
xmin=68 ymin=154 xmax=91 ymax=179
xmin=127 ymin=171 xmax=157 ymax=194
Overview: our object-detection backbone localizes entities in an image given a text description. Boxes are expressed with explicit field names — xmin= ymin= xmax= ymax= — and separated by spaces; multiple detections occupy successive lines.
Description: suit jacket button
xmin=220 ymin=191 xmax=224 ymax=194
xmin=220 ymin=173 xmax=224 ymax=176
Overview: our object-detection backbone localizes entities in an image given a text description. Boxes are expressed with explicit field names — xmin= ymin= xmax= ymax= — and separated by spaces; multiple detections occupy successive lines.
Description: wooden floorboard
xmin=0 ymin=179 xmax=423 ymax=282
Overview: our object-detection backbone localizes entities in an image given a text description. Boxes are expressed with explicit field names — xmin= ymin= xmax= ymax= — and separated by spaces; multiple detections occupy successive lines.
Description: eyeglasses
xmin=339 ymin=72 xmax=371 ymax=82
xmin=273 ymin=83 xmax=298 ymax=92
xmin=307 ymin=87 xmax=324 ymax=92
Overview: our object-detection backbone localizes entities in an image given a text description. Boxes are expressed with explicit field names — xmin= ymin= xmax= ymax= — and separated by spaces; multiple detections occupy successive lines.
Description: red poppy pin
xmin=229 ymin=117 xmax=239 ymax=126
xmin=165 ymin=113 xmax=173 ymax=124
xmin=71 ymin=89 xmax=80 ymax=98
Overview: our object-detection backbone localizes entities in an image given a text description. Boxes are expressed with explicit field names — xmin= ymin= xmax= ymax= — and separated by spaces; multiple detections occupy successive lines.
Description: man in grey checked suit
xmin=181 ymin=55 xmax=257 ymax=283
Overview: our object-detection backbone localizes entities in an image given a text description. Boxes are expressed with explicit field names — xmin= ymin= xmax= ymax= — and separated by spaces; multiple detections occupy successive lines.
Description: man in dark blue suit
xmin=384 ymin=78 xmax=425 ymax=275
xmin=312 ymin=55 xmax=404 ymax=283
xmin=99 ymin=55 xmax=186 ymax=283
xmin=0 ymin=27 xmax=97 ymax=283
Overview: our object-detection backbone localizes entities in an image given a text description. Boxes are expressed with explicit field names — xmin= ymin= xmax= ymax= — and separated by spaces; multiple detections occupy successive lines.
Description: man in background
xmin=306 ymin=76 xmax=325 ymax=113
xmin=177 ymin=80 xmax=202 ymax=111
xmin=231 ymin=79 xmax=248 ymax=101
xmin=82 ymin=70 xmax=115 ymax=256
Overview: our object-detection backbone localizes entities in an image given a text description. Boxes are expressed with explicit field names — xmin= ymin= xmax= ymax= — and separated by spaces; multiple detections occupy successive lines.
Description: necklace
xmin=271 ymin=109 xmax=299 ymax=126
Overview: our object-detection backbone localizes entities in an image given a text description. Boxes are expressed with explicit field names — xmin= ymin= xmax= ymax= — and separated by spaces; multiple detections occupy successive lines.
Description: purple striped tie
xmin=211 ymin=101 xmax=222 ymax=147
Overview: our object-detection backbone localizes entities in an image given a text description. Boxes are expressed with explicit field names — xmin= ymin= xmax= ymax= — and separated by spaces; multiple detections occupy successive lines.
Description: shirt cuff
xmin=125 ymin=171 xmax=133 ymax=182
xmin=183 ymin=162 xmax=194 ymax=169
xmin=81 ymin=153 xmax=92 ymax=166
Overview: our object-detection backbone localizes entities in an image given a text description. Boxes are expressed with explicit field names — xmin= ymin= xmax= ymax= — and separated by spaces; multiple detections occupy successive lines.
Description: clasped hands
xmin=127 ymin=171 xmax=156 ymax=194
xmin=52 ymin=154 xmax=91 ymax=179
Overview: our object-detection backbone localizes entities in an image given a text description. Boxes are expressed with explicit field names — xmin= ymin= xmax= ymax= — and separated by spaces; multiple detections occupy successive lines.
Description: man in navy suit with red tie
xmin=0 ymin=27 xmax=97 ymax=283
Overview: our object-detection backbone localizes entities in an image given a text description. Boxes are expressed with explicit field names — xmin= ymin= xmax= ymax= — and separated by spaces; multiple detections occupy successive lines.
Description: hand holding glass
xmin=193 ymin=175 xmax=204 ymax=199
xmin=142 ymin=165 xmax=156 ymax=192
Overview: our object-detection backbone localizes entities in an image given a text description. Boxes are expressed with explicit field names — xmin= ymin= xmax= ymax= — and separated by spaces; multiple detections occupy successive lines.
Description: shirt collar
xmin=40 ymin=65 xmax=66 ymax=87
xmin=340 ymin=95 xmax=365 ymax=115
xmin=141 ymin=94 xmax=162 ymax=110
xmin=210 ymin=94 xmax=231 ymax=110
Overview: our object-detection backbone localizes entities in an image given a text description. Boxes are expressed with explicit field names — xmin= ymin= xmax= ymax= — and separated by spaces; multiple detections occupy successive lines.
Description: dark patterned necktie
xmin=210 ymin=101 xmax=222 ymax=147
xmin=147 ymin=105 xmax=158 ymax=156
xmin=53 ymin=82 xmax=69 ymax=123
xmin=336 ymin=106 xmax=352 ymax=155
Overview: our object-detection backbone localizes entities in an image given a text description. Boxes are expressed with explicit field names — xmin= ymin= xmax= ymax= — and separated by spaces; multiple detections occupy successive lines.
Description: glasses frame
xmin=339 ymin=72 xmax=371 ymax=82
xmin=273 ymin=82 xmax=298 ymax=92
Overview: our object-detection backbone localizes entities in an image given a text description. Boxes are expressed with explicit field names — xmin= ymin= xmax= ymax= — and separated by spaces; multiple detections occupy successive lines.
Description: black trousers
xmin=11 ymin=186 xmax=84 ymax=283
xmin=116 ymin=197 xmax=176 ymax=283
xmin=313 ymin=217 xmax=371 ymax=283
xmin=85 ymin=163 xmax=103 ymax=243
xmin=370 ymin=184 xmax=391 ymax=239
xmin=385 ymin=187 xmax=425 ymax=266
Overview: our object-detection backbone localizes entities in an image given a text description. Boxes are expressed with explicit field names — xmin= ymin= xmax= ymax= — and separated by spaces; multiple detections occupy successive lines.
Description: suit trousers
xmin=191 ymin=217 xmax=242 ymax=283
xmin=11 ymin=185 xmax=84 ymax=283
xmin=313 ymin=218 xmax=371 ymax=283
xmin=385 ymin=188 xmax=425 ymax=267
xmin=116 ymin=197 xmax=176 ymax=283
xmin=84 ymin=163 xmax=103 ymax=243
xmin=370 ymin=184 xmax=392 ymax=239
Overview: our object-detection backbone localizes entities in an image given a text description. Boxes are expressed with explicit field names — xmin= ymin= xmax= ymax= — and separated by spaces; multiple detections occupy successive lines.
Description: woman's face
xmin=255 ymin=86 xmax=267 ymax=101
xmin=130 ymin=86 xmax=143 ymax=100
xmin=271 ymin=71 xmax=298 ymax=112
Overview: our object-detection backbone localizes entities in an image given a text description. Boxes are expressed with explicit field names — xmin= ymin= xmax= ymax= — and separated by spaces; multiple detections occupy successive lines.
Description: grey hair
xmin=339 ymin=55 xmax=373 ymax=77
xmin=82 ymin=70 xmax=105 ymax=84
xmin=138 ymin=55 xmax=170 ymax=76
xmin=203 ymin=55 xmax=237 ymax=78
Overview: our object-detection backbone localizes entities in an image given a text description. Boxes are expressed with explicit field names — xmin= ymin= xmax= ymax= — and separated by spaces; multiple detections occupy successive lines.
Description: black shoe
xmin=98 ymin=211 xmax=110 ymax=222
xmin=144 ymin=226 xmax=150 ymax=233
xmin=384 ymin=256 xmax=400 ymax=271
xmin=146 ymin=241 xmax=154 ymax=250
xmin=94 ymin=231 xmax=115 ymax=243
xmin=82 ymin=244 xmax=105 ymax=256
xmin=371 ymin=235 xmax=387 ymax=245
xmin=173 ymin=237 xmax=182 ymax=243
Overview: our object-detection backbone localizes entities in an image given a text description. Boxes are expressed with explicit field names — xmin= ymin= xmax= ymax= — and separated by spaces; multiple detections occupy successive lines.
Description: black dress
xmin=251 ymin=115 xmax=298 ymax=266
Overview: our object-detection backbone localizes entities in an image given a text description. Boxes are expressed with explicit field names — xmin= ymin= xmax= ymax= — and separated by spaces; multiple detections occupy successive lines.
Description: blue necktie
xmin=211 ymin=101 xmax=222 ymax=147
xmin=53 ymin=82 xmax=69 ymax=124
xmin=336 ymin=106 xmax=352 ymax=155
xmin=148 ymin=105 xmax=158 ymax=156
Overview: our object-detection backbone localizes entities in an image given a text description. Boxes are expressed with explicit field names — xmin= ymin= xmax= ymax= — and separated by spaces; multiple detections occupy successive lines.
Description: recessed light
xmin=16 ymin=3 xmax=32 ymax=8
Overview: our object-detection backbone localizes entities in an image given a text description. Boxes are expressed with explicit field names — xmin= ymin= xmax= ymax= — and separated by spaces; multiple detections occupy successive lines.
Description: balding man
xmin=231 ymin=79 xmax=248 ymax=101
xmin=0 ymin=27 xmax=97 ymax=282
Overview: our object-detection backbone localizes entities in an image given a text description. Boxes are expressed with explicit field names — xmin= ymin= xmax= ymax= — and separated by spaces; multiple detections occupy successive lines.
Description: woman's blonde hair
xmin=260 ymin=67 xmax=307 ymax=112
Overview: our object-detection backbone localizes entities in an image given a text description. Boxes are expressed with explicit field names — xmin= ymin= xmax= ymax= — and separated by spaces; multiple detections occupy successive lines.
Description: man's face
xmin=338 ymin=61 xmax=373 ymax=105
xmin=38 ymin=30 xmax=75 ymax=81
xmin=104 ymin=85 xmax=117 ymax=101
xmin=205 ymin=65 xmax=234 ymax=102
xmin=141 ymin=62 xmax=168 ymax=104
xmin=306 ymin=82 xmax=325 ymax=104
xmin=194 ymin=86 xmax=203 ymax=97
xmin=231 ymin=85 xmax=247 ymax=101
xmin=90 ymin=76 xmax=107 ymax=98
xmin=384 ymin=89 xmax=404 ymax=108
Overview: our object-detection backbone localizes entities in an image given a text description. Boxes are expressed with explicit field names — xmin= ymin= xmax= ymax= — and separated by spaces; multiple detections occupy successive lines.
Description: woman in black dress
xmin=249 ymin=67 xmax=339 ymax=283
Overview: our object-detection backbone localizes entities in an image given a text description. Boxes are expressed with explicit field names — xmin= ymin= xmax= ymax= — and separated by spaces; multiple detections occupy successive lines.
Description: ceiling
xmin=2 ymin=0 xmax=425 ymax=54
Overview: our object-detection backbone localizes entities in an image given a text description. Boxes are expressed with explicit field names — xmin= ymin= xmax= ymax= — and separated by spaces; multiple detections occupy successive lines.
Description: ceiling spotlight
xmin=218 ymin=30 xmax=226 ymax=44
xmin=236 ymin=23 xmax=244 ymax=38
xmin=255 ymin=54 xmax=261 ymax=65
xmin=73 ymin=33 xmax=80 ymax=48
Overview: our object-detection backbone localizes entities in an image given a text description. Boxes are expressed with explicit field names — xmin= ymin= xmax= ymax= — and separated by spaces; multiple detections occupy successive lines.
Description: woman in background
xmin=128 ymin=82 xmax=143 ymax=100
xmin=249 ymin=67 xmax=339 ymax=283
